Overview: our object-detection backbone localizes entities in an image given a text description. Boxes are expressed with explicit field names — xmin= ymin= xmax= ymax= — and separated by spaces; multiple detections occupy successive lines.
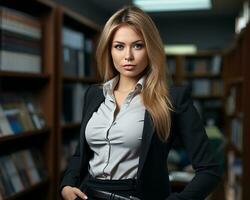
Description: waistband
xmin=84 ymin=175 xmax=137 ymax=191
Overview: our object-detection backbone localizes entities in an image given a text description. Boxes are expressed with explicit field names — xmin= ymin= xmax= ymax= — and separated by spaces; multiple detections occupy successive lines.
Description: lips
xmin=123 ymin=64 xmax=136 ymax=70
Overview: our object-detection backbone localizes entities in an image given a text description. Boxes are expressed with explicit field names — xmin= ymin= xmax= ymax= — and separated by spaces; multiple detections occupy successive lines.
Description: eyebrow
xmin=112 ymin=40 xmax=144 ymax=44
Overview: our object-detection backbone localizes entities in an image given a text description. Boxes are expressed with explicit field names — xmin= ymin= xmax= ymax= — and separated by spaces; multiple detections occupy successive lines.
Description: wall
xmin=154 ymin=16 xmax=235 ymax=50
xmin=52 ymin=0 xmax=235 ymax=51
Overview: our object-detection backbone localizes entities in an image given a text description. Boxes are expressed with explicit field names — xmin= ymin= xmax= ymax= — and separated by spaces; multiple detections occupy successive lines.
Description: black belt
xmin=86 ymin=188 xmax=140 ymax=200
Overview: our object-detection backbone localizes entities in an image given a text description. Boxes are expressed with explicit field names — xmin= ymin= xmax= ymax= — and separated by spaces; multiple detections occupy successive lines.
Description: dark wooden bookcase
xmin=0 ymin=0 xmax=57 ymax=200
xmin=54 ymin=5 xmax=101 ymax=199
xmin=222 ymin=22 xmax=250 ymax=200
xmin=167 ymin=51 xmax=224 ymax=128
xmin=166 ymin=51 xmax=225 ymax=199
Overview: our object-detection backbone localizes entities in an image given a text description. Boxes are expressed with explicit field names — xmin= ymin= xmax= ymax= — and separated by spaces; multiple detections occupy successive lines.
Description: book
xmin=231 ymin=118 xmax=243 ymax=151
xmin=226 ymin=87 xmax=236 ymax=115
xmin=0 ymin=6 xmax=41 ymax=39
xmin=62 ymin=46 xmax=79 ymax=77
xmin=62 ymin=83 xmax=89 ymax=123
xmin=211 ymin=55 xmax=221 ymax=75
xmin=62 ymin=26 xmax=84 ymax=50
xmin=0 ymin=32 xmax=41 ymax=55
xmin=11 ymin=153 xmax=31 ymax=188
xmin=0 ymin=96 xmax=25 ymax=134
xmin=62 ymin=26 xmax=86 ymax=78
xmin=0 ymin=50 xmax=41 ymax=73
xmin=0 ymin=158 xmax=15 ymax=196
xmin=61 ymin=137 xmax=78 ymax=171
xmin=22 ymin=94 xmax=46 ymax=130
xmin=193 ymin=59 xmax=208 ymax=75
xmin=192 ymin=79 xmax=211 ymax=96
xmin=1 ymin=155 xmax=24 ymax=193
xmin=19 ymin=150 xmax=41 ymax=185
xmin=30 ymin=149 xmax=47 ymax=178
xmin=0 ymin=166 xmax=7 ymax=198
xmin=0 ymin=104 xmax=13 ymax=136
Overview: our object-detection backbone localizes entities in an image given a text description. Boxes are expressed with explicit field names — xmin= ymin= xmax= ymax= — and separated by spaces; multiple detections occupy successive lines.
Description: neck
xmin=116 ymin=75 xmax=139 ymax=92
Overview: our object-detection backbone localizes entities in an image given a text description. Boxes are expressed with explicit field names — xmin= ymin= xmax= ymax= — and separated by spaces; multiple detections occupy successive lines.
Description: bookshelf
xmin=0 ymin=1 xmax=101 ymax=199
xmin=166 ymin=51 xmax=225 ymax=196
xmin=222 ymin=21 xmax=250 ymax=200
xmin=54 ymin=5 xmax=101 ymax=199
xmin=0 ymin=0 xmax=57 ymax=199
xmin=167 ymin=51 xmax=224 ymax=130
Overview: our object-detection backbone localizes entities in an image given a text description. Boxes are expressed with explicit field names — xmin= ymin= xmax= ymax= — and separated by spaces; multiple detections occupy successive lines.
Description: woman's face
xmin=111 ymin=25 xmax=149 ymax=80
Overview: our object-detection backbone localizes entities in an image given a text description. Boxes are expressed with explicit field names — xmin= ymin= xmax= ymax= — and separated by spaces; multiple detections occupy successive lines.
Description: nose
xmin=124 ymin=47 xmax=134 ymax=61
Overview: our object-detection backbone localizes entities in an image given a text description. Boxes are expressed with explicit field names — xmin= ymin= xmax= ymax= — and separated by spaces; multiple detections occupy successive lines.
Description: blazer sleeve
xmin=59 ymin=85 xmax=92 ymax=191
xmin=167 ymin=85 xmax=222 ymax=200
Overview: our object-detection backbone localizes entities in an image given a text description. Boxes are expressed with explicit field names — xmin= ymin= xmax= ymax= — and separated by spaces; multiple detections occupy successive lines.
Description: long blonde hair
xmin=96 ymin=6 xmax=173 ymax=141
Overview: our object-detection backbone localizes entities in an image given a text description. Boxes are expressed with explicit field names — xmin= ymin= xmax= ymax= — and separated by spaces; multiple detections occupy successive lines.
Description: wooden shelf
xmin=0 ymin=128 xmax=50 ymax=143
xmin=63 ymin=76 xmax=100 ymax=84
xmin=0 ymin=1 xmax=57 ymax=199
xmin=226 ymin=112 xmax=244 ymax=119
xmin=225 ymin=77 xmax=244 ymax=86
xmin=222 ymin=21 xmax=250 ymax=200
xmin=0 ymin=71 xmax=50 ymax=80
xmin=4 ymin=178 xmax=50 ymax=200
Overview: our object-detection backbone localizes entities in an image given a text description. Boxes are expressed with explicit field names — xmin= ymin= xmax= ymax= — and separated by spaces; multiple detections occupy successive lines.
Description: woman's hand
xmin=61 ymin=186 xmax=88 ymax=200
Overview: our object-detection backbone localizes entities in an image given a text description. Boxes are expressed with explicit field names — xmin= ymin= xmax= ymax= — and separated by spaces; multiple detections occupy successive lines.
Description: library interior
xmin=0 ymin=0 xmax=249 ymax=200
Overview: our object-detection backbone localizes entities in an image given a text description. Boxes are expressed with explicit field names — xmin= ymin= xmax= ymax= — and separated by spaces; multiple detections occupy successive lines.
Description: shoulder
xmin=87 ymin=84 xmax=103 ymax=95
xmin=83 ymin=84 xmax=103 ymax=104
xmin=169 ymin=84 xmax=192 ymax=113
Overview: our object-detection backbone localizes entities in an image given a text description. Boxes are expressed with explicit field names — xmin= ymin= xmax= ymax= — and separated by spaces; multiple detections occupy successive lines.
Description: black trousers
xmin=75 ymin=175 xmax=139 ymax=200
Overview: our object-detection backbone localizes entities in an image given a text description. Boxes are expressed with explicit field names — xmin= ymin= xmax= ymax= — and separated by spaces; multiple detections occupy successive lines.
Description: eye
xmin=133 ymin=43 xmax=144 ymax=50
xmin=114 ymin=44 xmax=124 ymax=50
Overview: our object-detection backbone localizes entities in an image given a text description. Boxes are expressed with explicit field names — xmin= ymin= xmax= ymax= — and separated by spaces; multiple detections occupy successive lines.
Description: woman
xmin=61 ymin=5 xmax=221 ymax=200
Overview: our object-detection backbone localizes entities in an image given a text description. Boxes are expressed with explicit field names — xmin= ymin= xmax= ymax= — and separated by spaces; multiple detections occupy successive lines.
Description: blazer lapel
xmin=137 ymin=110 xmax=155 ymax=178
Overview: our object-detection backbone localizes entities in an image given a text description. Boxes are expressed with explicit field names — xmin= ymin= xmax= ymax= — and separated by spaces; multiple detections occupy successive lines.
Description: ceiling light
xmin=133 ymin=0 xmax=212 ymax=12
xmin=164 ymin=44 xmax=197 ymax=55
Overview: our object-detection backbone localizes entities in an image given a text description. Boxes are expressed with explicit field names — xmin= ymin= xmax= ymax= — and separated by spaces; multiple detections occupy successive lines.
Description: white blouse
xmin=85 ymin=76 xmax=145 ymax=180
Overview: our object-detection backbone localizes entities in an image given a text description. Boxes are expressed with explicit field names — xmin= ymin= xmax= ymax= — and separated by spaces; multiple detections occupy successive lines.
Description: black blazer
xmin=60 ymin=85 xmax=222 ymax=200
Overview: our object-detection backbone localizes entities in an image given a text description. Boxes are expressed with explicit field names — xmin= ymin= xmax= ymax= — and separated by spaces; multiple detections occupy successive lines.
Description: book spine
xmin=0 ymin=104 xmax=13 ymax=136
xmin=0 ymin=35 xmax=41 ymax=55
xmin=0 ymin=8 xmax=41 ymax=29
xmin=1 ymin=18 xmax=41 ymax=39
xmin=0 ymin=50 xmax=41 ymax=73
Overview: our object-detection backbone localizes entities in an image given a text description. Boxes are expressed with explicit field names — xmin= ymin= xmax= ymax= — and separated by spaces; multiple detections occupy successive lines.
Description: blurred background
xmin=0 ymin=0 xmax=249 ymax=200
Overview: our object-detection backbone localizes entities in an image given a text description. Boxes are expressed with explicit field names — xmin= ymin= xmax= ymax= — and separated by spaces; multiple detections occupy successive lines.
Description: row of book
xmin=226 ymin=151 xmax=242 ymax=200
xmin=62 ymin=26 xmax=95 ymax=77
xmin=60 ymin=137 xmax=78 ymax=172
xmin=0 ymin=93 xmax=46 ymax=137
xmin=184 ymin=55 xmax=222 ymax=75
xmin=167 ymin=55 xmax=222 ymax=76
xmin=231 ymin=117 xmax=243 ymax=152
xmin=62 ymin=83 xmax=89 ymax=123
xmin=0 ymin=6 xmax=42 ymax=73
xmin=226 ymin=87 xmax=239 ymax=116
xmin=191 ymin=79 xmax=223 ymax=97
xmin=0 ymin=148 xmax=47 ymax=198
xmin=235 ymin=1 xmax=250 ymax=34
